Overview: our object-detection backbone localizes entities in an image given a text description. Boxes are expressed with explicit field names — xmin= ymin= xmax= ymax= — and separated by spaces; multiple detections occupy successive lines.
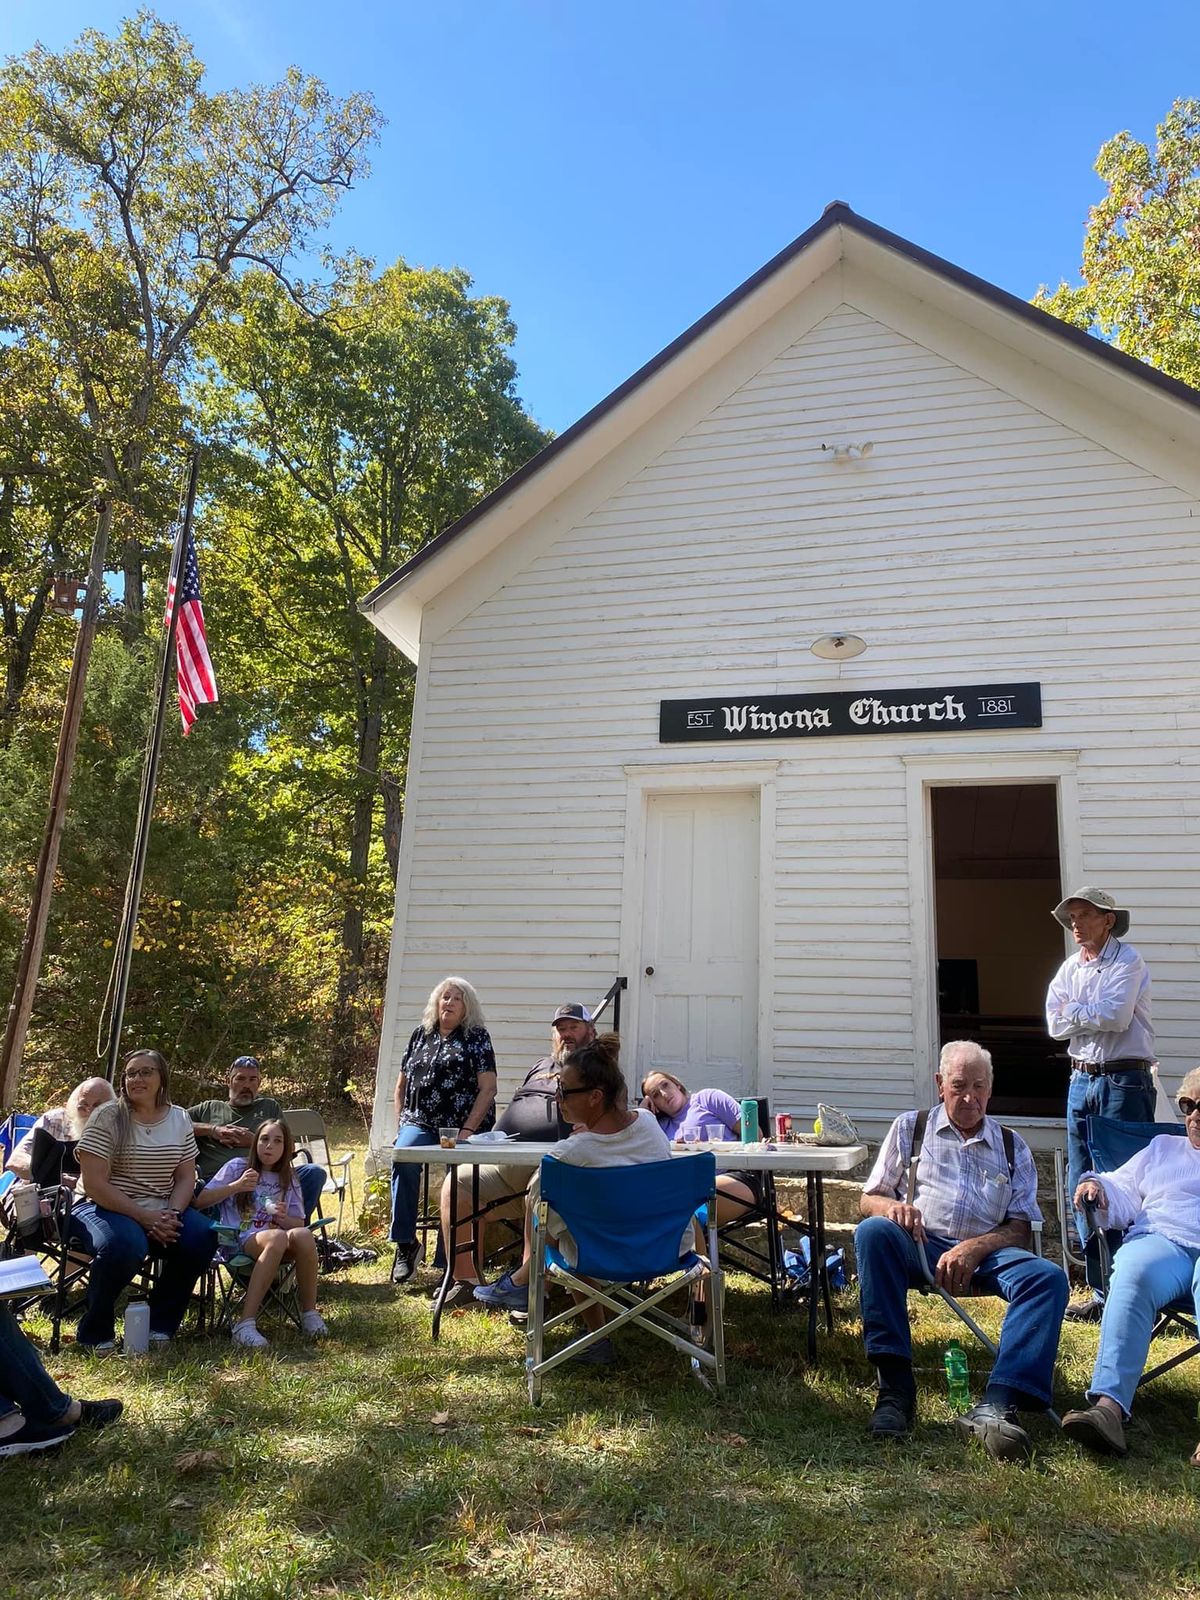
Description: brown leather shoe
xmin=1061 ymin=1403 xmax=1128 ymax=1457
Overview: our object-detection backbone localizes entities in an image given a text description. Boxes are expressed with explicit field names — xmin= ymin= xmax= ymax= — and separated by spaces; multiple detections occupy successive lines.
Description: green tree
xmin=203 ymin=257 xmax=549 ymax=1094
xmin=0 ymin=9 xmax=381 ymax=649
xmin=1036 ymin=98 xmax=1200 ymax=387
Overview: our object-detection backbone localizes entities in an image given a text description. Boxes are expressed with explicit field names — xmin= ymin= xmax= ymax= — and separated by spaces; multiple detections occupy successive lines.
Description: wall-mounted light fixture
xmin=810 ymin=632 xmax=867 ymax=661
xmin=820 ymin=441 xmax=874 ymax=462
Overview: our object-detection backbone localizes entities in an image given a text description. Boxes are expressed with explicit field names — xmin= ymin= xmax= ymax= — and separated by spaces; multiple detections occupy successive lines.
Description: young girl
xmin=195 ymin=1118 xmax=327 ymax=1349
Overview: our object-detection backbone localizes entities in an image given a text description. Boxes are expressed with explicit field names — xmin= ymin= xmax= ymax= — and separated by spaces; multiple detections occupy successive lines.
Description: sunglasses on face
xmin=556 ymin=1082 xmax=589 ymax=1101
xmin=1179 ymin=1098 xmax=1200 ymax=1117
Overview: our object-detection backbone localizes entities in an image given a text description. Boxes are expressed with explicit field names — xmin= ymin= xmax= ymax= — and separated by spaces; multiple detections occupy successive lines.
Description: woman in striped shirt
xmin=70 ymin=1050 xmax=218 ymax=1352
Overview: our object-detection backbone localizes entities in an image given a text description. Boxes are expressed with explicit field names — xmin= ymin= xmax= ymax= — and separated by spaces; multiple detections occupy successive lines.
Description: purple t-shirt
xmin=658 ymin=1087 xmax=741 ymax=1143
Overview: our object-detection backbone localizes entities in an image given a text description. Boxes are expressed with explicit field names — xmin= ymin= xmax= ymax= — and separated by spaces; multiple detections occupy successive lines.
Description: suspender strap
xmin=906 ymin=1107 xmax=1016 ymax=1205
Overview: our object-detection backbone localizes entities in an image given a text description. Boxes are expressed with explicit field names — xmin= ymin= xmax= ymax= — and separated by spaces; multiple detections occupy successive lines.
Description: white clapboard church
xmin=361 ymin=202 xmax=1200 ymax=1156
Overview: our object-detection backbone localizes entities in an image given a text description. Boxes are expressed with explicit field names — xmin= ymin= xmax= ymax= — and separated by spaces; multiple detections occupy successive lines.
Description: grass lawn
xmin=5 ymin=1124 xmax=1200 ymax=1599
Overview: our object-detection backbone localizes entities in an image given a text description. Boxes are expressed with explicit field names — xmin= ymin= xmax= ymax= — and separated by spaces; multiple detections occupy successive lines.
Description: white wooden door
xmin=637 ymin=791 xmax=759 ymax=1099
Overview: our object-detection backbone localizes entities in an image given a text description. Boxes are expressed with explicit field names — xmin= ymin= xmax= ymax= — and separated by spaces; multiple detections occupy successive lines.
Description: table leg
xmin=430 ymin=1160 xmax=456 ymax=1341
xmin=814 ymin=1174 xmax=834 ymax=1334
xmin=763 ymin=1172 xmax=782 ymax=1311
xmin=805 ymin=1172 xmax=818 ymax=1361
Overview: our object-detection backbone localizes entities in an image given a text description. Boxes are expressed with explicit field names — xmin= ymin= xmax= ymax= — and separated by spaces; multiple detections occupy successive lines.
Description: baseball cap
xmin=551 ymin=1004 xmax=592 ymax=1025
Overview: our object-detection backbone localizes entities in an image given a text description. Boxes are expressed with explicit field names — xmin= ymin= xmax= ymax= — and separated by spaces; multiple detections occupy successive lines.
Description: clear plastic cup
xmin=439 ymin=1127 xmax=458 ymax=1149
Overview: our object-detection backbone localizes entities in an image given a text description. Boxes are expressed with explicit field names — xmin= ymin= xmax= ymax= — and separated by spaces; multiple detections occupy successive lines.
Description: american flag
xmin=164 ymin=523 xmax=217 ymax=734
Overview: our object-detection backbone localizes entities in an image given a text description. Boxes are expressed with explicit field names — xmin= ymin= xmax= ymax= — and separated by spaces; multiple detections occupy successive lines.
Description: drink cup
xmin=12 ymin=1182 xmax=41 ymax=1236
xmin=439 ymin=1127 xmax=458 ymax=1149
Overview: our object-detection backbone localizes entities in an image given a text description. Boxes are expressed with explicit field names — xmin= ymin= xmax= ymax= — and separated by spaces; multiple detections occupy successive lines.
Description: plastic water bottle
xmin=740 ymin=1098 xmax=759 ymax=1144
xmin=943 ymin=1339 xmax=970 ymax=1411
xmin=123 ymin=1300 xmax=150 ymax=1356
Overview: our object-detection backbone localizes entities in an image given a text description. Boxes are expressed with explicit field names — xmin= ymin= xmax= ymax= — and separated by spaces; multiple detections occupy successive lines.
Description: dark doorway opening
xmin=932 ymin=784 xmax=1067 ymax=1117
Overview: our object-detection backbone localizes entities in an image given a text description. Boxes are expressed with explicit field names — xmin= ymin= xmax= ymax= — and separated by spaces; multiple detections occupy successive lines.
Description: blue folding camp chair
xmin=525 ymin=1152 xmax=726 ymax=1404
xmin=0 ymin=1113 xmax=37 ymax=1169
xmin=1082 ymin=1113 xmax=1198 ymax=1391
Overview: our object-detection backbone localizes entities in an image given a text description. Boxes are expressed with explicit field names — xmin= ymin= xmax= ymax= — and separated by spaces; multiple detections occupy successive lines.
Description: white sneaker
xmin=231 ymin=1319 xmax=269 ymax=1349
xmin=301 ymin=1311 xmax=328 ymax=1338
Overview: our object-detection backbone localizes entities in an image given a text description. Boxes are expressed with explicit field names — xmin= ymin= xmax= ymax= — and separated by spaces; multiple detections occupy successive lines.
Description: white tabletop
xmin=390 ymin=1138 xmax=867 ymax=1174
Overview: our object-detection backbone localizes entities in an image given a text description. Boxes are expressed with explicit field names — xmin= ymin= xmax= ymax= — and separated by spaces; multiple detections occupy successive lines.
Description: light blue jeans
xmin=1089 ymin=1231 xmax=1200 ymax=1416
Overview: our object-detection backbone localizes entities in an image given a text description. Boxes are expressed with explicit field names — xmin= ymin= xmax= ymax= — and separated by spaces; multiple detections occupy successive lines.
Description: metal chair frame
xmin=525 ymin=1153 xmax=726 ymax=1405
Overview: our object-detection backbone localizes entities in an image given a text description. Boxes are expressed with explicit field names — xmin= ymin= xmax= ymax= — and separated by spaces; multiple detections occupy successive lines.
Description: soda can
xmin=774 ymin=1112 xmax=791 ymax=1143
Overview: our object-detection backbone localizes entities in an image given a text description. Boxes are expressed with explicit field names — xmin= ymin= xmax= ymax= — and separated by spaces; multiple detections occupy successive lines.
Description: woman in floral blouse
xmin=390 ymin=976 xmax=497 ymax=1285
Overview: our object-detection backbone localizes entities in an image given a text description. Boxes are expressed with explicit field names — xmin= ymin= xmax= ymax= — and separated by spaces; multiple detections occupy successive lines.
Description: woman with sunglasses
xmin=1061 ymin=1067 xmax=1200 ymax=1463
xmin=69 ymin=1050 xmax=218 ymax=1352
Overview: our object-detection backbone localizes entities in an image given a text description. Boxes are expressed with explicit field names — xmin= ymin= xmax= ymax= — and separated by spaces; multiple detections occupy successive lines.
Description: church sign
xmin=660 ymin=682 xmax=1042 ymax=744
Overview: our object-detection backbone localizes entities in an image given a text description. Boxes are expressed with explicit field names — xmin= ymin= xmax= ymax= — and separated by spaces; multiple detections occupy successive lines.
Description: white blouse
xmin=1086 ymin=1134 xmax=1200 ymax=1250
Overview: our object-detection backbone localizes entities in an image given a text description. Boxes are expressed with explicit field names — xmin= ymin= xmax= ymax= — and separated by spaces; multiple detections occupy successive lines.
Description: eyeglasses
xmin=556 ymin=1082 xmax=589 ymax=1101
xmin=124 ymin=1068 xmax=159 ymax=1080
xmin=1179 ymin=1097 xmax=1200 ymax=1117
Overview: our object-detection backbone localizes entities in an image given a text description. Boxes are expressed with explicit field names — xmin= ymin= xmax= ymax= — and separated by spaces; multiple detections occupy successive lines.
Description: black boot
xmin=870 ymin=1357 xmax=916 ymax=1440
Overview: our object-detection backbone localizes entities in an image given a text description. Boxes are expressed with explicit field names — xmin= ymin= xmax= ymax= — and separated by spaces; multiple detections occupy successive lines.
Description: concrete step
xmin=775 ymin=1174 xmax=866 ymax=1225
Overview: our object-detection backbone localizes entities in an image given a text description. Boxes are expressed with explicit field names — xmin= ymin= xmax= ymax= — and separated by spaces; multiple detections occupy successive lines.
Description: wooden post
xmin=0 ymin=499 xmax=113 ymax=1109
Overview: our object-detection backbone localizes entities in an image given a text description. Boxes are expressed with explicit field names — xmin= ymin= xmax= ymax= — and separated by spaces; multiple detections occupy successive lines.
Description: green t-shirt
xmin=187 ymin=1095 xmax=283 ymax=1180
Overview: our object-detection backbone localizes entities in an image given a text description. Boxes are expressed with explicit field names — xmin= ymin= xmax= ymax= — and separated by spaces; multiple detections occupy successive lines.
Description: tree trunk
xmin=327 ymin=625 xmax=390 ymax=1100
xmin=379 ymin=769 xmax=403 ymax=880
xmin=121 ymin=534 xmax=145 ymax=639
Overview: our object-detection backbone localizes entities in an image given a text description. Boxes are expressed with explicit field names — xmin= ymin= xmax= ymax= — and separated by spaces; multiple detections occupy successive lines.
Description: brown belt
xmin=1070 ymin=1057 xmax=1151 ymax=1077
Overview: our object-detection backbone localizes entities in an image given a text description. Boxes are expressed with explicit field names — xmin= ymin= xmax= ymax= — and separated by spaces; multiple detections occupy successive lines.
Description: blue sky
xmin=4 ymin=2 xmax=1199 ymax=434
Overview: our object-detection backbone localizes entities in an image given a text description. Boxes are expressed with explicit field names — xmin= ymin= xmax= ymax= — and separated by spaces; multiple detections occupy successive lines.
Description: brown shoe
xmin=1061 ymin=1403 xmax=1128 ymax=1457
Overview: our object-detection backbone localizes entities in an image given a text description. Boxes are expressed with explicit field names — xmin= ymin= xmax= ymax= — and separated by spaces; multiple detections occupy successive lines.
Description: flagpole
xmin=102 ymin=450 xmax=201 ymax=1082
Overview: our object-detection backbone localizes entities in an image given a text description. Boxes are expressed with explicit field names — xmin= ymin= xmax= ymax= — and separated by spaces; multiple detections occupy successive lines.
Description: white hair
xmin=421 ymin=975 xmax=486 ymax=1034
xmin=64 ymin=1075 xmax=115 ymax=1137
xmin=938 ymin=1039 xmax=994 ymax=1088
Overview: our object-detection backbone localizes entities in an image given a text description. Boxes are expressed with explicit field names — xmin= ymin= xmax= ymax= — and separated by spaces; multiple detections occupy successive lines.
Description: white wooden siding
xmin=371 ymin=300 xmax=1200 ymax=1146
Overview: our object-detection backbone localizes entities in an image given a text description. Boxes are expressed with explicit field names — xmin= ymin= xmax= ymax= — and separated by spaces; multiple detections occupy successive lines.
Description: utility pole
xmin=0 ymin=499 xmax=113 ymax=1109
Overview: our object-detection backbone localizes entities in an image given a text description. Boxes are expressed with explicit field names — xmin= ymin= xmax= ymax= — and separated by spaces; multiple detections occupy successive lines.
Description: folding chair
xmin=285 ymin=1109 xmax=354 ymax=1239
xmin=0 ymin=1112 xmax=38 ymax=1170
xmin=526 ymin=1153 xmax=726 ymax=1405
xmin=905 ymin=1148 xmax=1060 ymax=1423
xmin=1082 ymin=1113 xmax=1198 ymax=1392
xmin=712 ymin=1097 xmax=789 ymax=1307
xmin=207 ymin=1225 xmax=303 ymax=1336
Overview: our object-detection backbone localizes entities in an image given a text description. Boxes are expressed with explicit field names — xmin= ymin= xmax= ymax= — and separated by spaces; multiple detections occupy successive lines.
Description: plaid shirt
xmin=865 ymin=1105 xmax=1042 ymax=1242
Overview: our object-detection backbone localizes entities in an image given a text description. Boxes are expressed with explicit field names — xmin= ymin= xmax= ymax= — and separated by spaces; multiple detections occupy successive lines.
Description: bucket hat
xmin=1052 ymin=887 xmax=1130 ymax=939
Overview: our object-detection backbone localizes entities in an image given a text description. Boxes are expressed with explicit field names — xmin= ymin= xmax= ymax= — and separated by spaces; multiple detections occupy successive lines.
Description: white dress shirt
xmin=1045 ymin=937 xmax=1154 ymax=1066
xmin=1085 ymin=1134 xmax=1200 ymax=1250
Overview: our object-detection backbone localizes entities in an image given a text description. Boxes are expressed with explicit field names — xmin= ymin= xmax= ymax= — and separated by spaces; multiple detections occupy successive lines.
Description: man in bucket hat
xmin=1046 ymin=887 xmax=1155 ymax=1320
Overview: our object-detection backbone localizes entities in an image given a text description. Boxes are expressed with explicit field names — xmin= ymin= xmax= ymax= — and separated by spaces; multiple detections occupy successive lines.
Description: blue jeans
xmin=1089 ymin=1231 xmax=1200 ymax=1416
xmin=0 ymin=1301 xmax=71 ymax=1425
xmin=855 ymin=1215 xmax=1069 ymax=1407
xmin=1067 ymin=1066 xmax=1155 ymax=1288
xmin=68 ymin=1202 xmax=219 ymax=1346
xmin=391 ymin=1124 xmax=439 ymax=1247
xmin=297 ymin=1164 xmax=326 ymax=1222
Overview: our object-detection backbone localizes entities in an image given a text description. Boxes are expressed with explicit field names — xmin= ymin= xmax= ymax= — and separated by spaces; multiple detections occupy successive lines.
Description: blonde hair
xmin=421 ymin=976 xmax=486 ymax=1035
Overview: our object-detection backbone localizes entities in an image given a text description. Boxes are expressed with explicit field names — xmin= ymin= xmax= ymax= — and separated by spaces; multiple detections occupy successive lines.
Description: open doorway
xmin=931 ymin=784 xmax=1067 ymax=1117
